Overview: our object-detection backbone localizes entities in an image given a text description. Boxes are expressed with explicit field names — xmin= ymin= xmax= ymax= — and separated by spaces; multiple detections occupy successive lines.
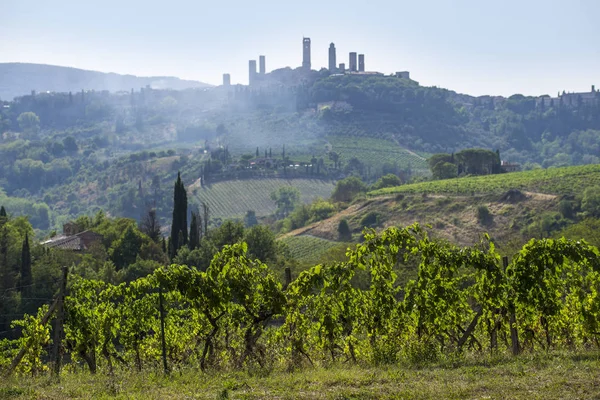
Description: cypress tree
xmin=189 ymin=212 xmax=200 ymax=250
xmin=0 ymin=206 xmax=6 ymax=218
xmin=202 ymin=202 xmax=209 ymax=236
xmin=170 ymin=172 xmax=188 ymax=258
xmin=162 ymin=237 xmax=167 ymax=254
xmin=20 ymin=233 xmax=32 ymax=295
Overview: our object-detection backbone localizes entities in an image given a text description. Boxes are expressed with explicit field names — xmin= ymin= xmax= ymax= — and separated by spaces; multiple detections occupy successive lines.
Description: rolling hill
xmin=0 ymin=63 xmax=212 ymax=101
xmin=279 ymin=165 xmax=600 ymax=256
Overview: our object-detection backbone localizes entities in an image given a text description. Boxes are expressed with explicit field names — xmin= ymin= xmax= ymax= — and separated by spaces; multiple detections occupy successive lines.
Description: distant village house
xmin=41 ymin=222 xmax=103 ymax=251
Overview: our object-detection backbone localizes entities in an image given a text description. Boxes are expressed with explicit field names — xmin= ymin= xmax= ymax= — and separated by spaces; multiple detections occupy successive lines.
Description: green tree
xmin=371 ymin=174 xmax=402 ymax=190
xmin=17 ymin=112 xmax=40 ymax=137
xmin=338 ymin=219 xmax=352 ymax=241
xmin=173 ymin=238 xmax=216 ymax=271
xmin=211 ymin=220 xmax=245 ymax=249
xmin=581 ymin=186 xmax=600 ymax=217
xmin=189 ymin=212 xmax=200 ymax=250
xmin=63 ymin=136 xmax=78 ymax=153
xmin=432 ymin=161 xmax=458 ymax=180
xmin=19 ymin=232 xmax=32 ymax=295
xmin=244 ymin=225 xmax=277 ymax=262
xmin=271 ymin=186 xmax=301 ymax=217
xmin=331 ymin=176 xmax=367 ymax=203
xmin=309 ymin=198 xmax=336 ymax=222
xmin=428 ymin=153 xmax=453 ymax=170
xmin=110 ymin=225 xmax=146 ymax=270
xmin=244 ymin=210 xmax=258 ymax=228
xmin=140 ymin=208 xmax=161 ymax=243
xmin=0 ymin=206 xmax=6 ymax=218
xmin=170 ymin=172 xmax=188 ymax=257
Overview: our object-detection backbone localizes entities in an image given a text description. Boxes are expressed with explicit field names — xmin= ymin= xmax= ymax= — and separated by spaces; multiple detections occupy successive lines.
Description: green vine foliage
xmin=3 ymin=225 xmax=600 ymax=374
xmin=10 ymin=305 xmax=51 ymax=375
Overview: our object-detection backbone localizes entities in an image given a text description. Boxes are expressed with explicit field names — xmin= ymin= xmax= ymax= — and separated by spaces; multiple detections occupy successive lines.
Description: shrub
xmin=360 ymin=211 xmax=380 ymax=228
xmin=558 ymin=200 xmax=574 ymax=219
xmin=477 ymin=205 xmax=493 ymax=226
xmin=331 ymin=176 xmax=367 ymax=203
xmin=338 ymin=219 xmax=352 ymax=241
xmin=581 ymin=186 xmax=600 ymax=217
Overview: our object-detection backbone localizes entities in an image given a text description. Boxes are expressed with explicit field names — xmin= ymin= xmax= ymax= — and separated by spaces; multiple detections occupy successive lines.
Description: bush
xmin=309 ymin=199 xmax=336 ymax=222
xmin=331 ymin=176 xmax=367 ymax=203
xmin=338 ymin=219 xmax=352 ymax=241
xmin=477 ymin=205 xmax=493 ymax=226
xmin=558 ymin=200 xmax=575 ymax=219
xmin=371 ymin=174 xmax=402 ymax=190
xmin=360 ymin=211 xmax=380 ymax=228
xmin=582 ymin=186 xmax=600 ymax=217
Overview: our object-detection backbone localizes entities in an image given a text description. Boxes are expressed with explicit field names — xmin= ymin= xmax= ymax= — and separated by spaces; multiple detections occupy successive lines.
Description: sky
xmin=2 ymin=0 xmax=599 ymax=97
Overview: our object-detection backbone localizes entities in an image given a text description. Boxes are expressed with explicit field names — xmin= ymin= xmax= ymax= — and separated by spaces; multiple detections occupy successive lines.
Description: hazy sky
xmin=2 ymin=0 xmax=599 ymax=96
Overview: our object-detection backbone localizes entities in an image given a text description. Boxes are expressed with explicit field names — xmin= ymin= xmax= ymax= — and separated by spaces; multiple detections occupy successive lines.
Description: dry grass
xmin=279 ymin=192 xmax=558 ymax=249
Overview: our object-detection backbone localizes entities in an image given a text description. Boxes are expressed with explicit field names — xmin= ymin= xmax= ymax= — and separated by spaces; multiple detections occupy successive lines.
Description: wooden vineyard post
xmin=158 ymin=283 xmax=169 ymax=375
xmin=504 ymin=256 xmax=520 ymax=356
xmin=52 ymin=266 xmax=68 ymax=377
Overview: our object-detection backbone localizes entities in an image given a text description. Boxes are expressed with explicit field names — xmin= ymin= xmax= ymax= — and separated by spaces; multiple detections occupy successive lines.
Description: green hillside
xmin=280 ymin=235 xmax=342 ymax=265
xmin=326 ymin=135 xmax=429 ymax=174
xmin=189 ymin=178 xmax=335 ymax=219
xmin=370 ymin=164 xmax=600 ymax=197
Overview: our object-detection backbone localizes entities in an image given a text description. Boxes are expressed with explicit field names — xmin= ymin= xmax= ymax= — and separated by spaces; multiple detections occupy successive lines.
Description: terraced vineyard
xmin=280 ymin=235 xmax=343 ymax=265
xmin=370 ymin=164 xmax=600 ymax=197
xmin=189 ymin=178 xmax=335 ymax=219
xmin=327 ymin=136 xmax=430 ymax=175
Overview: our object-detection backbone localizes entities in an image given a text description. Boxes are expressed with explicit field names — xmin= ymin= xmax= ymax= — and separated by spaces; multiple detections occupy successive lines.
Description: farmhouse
xmin=41 ymin=222 xmax=103 ymax=251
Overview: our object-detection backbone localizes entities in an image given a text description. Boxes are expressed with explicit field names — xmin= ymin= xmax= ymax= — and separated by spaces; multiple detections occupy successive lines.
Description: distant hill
xmin=0 ymin=63 xmax=212 ymax=100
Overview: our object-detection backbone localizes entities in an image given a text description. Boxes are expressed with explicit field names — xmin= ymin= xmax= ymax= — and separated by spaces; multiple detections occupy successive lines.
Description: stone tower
xmin=302 ymin=37 xmax=311 ymax=70
xmin=358 ymin=54 xmax=365 ymax=72
xmin=349 ymin=52 xmax=357 ymax=72
xmin=223 ymin=73 xmax=231 ymax=86
xmin=259 ymin=55 xmax=266 ymax=75
xmin=248 ymin=60 xmax=257 ymax=86
xmin=328 ymin=43 xmax=337 ymax=72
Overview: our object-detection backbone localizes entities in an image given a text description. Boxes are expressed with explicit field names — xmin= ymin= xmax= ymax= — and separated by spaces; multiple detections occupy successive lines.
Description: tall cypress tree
xmin=20 ymin=233 xmax=32 ymax=295
xmin=0 ymin=206 xmax=6 ymax=218
xmin=170 ymin=172 xmax=188 ymax=258
xmin=189 ymin=212 xmax=199 ymax=250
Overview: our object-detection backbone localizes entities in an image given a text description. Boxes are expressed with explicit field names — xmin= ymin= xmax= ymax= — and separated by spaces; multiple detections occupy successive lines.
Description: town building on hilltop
xmin=349 ymin=52 xmax=357 ymax=72
xmin=41 ymin=222 xmax=103 ymax=251
xmin=259 ymin=55 xmax=266 ymax=75
xmin=328 ymin=43 xmax=337 ymax=72
xmin=302 ymin=37 xmax=311 ymax=70
xmin=248 ymin=60 xmax=257 ymax=86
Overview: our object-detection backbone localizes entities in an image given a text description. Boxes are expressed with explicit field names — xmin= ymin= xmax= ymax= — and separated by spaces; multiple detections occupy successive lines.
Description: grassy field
xmin=371 ymin=164 xmax=600 ymax=197
xmin=280 ymin=235 xmax=343 ymax=265
xmin=2 ymin=352 xmax=599 ymax=399
xmin=189 ymin=178 xmax=335 ymax=219
xmin=327 ymin=135 xmax=430 ymax=174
